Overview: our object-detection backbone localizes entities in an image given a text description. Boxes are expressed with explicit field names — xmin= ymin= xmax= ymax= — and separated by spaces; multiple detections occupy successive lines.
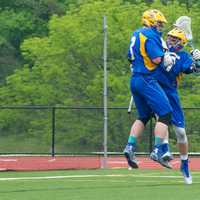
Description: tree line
xmin=0 ymin=0 xmax=200 ymax=153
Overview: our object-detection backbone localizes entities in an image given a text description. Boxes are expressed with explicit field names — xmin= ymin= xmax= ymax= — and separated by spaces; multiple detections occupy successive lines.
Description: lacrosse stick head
xmin=173 ymin=16 xmax=193 ymax=41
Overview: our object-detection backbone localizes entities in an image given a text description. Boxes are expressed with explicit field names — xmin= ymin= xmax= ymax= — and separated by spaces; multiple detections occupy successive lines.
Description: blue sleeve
xmin=180 ymin=52 xmax=193 ymax=73
xmin=145 ymin=39 xmax=164 ymax=59
xmin=171 ymin=52 xmax=193 ymax=75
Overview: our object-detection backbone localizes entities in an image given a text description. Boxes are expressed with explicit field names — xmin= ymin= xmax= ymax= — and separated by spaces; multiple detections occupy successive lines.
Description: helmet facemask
xmin=166 ymin=35 xmax=183 ymax=52
xmin=166 ymin=28 xmax=188 ymax=52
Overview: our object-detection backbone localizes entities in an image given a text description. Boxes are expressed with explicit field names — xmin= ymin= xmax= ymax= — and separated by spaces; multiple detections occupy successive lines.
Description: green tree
xmin=0 ymin=0 xmax=68 ymax=84
xmin=1 ymin=0 xmax=200 ymax=152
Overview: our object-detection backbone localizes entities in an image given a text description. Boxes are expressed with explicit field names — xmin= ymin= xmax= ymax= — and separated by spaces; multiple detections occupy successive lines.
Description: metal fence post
xmin=103 ymin=15 xmax=108 ymax=168
xmin=51 ymin=107 xmax=56 ymax=157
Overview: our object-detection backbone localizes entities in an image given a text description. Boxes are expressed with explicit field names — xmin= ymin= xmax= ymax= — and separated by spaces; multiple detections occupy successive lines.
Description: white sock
xmin=180 ymin=154 xmax=188 ymax=160
xmin=163 ymin=138 xmax=168 ymax=144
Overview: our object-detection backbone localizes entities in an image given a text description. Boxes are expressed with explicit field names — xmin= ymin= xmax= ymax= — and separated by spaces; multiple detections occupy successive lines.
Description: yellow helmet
xmin=167 ymin=28 xmax=188 ymax=46
xmin=142 ymin=9 xmax=167 ymax=27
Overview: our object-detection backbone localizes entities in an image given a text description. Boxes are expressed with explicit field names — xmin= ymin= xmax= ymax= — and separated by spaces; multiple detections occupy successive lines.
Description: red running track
xmin=0 ymin=156 xmax=200 ymax=171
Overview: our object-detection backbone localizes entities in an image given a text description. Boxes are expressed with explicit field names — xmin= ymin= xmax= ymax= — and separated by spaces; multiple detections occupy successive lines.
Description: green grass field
xmin=0 ymin=168 xmax=200 ymax=200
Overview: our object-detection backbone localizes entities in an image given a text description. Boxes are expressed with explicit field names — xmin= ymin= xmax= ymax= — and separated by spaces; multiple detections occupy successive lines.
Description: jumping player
xmin=154 ymin=27 xmax=200 ymax=184
xmin=124 ymin=9 xmax=176 ymax=169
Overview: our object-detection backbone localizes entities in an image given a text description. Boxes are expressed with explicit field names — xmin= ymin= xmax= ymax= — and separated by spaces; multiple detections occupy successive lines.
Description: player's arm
xmin=183 ymin=49 xmax=200 ymax=74
xmin=190 ymin=49 xmax=200 ymax=73
xmin=152 ymin=57 xmax=162 ymax=64
xmin=145 ymin=39 xmax=163 ymax=64
xmin=188 ymin=61 xmax=200 ymax=73
xmin=145 ymin=39 xmax=177 ymax=68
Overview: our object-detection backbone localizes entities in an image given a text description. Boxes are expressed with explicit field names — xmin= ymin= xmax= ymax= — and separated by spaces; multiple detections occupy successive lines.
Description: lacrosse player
xmin=154 ymin=27 xmax=200 ymax=184
xmin=124 ymin=9 xmax=175 ymax=169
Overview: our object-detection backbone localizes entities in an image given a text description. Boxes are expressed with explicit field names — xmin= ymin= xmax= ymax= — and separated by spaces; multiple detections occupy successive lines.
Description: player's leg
xmin=129 ymin=75 xmax=172 ymax=168
xmin=167 ymin=90 xmax=192 ymax=184
xmin=124 ymin=97 xmax=152 ymax=168
xmin=124 ymin=120 xmax=144 ymax=168
xmin=141 ymin=77 xmax=173 ymax=168
xmin=153 ymin=115 xmax=173 ymax=160
xmin=160 ymin=130 xmax=173 ymax=161
xmin=124 ymin=76 xmax=152 ymax=168
xmin=174 ymin=126 xmax=192 ymax=184
xmin=150 ymin=119 xmax=173 ymax=169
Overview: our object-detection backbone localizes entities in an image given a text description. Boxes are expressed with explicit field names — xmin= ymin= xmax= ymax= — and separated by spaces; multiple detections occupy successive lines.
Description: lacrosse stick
xmin=174 ymin=16 xmax=200 ymax=67
xmin=173 ymin=16 xmax=194 ymax=49
xmin=128 ymin=95 xmax=133 ymax=114
xmin=128 ymin=63 xmax=134 ymax=114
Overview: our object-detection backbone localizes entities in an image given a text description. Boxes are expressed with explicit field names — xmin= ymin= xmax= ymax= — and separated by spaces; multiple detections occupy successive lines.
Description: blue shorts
xmin=162 ymin=87 xmax=185 ymax=128
xmin=131 ymin=73 xmax=172 ymax=119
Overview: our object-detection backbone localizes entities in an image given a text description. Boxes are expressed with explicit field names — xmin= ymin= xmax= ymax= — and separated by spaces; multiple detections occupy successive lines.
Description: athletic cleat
xmin=162 ymin=151 xmax=174 ymax=162
xmin=161 ymin=143 xmax=173 ymax=161
xmin=150 ymin=144 xmax=172 ymax=169
xmin=124 ymin=145 xmax=139 ymax=169
xmin=181 ymin=159 xmax=192 ymax=184
xmin=150 ymin=152 xmax=172 ymax=169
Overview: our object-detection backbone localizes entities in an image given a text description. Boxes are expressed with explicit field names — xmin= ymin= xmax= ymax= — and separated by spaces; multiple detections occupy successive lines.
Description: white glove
xmin=163 ymin=52 xmax=179 ymax=72
xmin=191 ymin=49 xmax=200 ymax=60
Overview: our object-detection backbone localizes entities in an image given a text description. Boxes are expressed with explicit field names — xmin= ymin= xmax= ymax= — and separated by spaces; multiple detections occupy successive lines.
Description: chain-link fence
xmin=0 ymin=106 xmax=200 ymax=155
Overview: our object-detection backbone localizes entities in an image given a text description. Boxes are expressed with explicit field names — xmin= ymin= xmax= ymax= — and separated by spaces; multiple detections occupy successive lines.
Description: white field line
xmin=0 ymin=174 xmax=187 ymax=181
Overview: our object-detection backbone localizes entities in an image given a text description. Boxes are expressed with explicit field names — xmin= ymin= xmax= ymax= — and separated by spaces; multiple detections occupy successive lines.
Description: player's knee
xmin=158 ymin=112 xmax=171 ymax=126
xmin=174 ymin=126 xmax=188 ymax=144
xmin=138 ymin=117 xmax=150 ymax=126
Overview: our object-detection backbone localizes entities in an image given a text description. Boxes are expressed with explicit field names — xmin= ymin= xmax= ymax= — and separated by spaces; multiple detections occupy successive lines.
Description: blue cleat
xmin=150 ymin=144 xmax=172 ymax=169
xmin=181 ymin=159 xmax=192 ymax=184
xmin=161 ymin=143 xmax=173 ymax=161
xmin=124 ymin=145 xmax=138 ymax=169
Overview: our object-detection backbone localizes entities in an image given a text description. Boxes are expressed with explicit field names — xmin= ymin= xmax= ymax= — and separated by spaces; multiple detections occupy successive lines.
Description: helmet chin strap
xmin=168 ymin=44 xmax=183 ymax=52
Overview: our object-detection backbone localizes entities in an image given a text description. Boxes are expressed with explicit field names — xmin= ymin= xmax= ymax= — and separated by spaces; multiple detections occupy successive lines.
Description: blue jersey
xmin=155 ymin=51 xmax=193 ymax=89
xmin=129 ymin=27 xmax=172 ymax=119
xmin=128 ymin=27 xmax=164 ymax=74
xmin=154 ymin=51 xmax=193 ymax=127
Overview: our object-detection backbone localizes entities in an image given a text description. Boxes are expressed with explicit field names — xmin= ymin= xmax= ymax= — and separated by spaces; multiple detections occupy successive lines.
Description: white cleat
xmin=183 ymin=175 xmax=192 ymax=185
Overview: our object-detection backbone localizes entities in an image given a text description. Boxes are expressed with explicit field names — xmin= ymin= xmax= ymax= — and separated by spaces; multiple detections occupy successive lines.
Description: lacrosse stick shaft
xmin=188 ymin=40 xmax=195 ymax=50
xmin=128 ymin=96 xmax=133 ymax=114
